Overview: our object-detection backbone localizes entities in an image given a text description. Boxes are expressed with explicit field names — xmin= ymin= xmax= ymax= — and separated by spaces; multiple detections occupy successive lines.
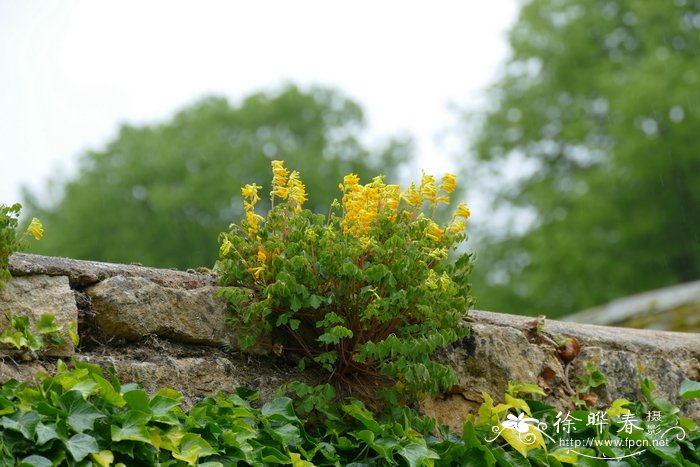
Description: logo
xmin=487 ymin=408 xmax=688 ymax=461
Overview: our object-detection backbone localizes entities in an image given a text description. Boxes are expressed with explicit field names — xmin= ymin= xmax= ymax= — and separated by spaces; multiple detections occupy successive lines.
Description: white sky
xmin=0 ymin=0 xmax=517 ymax=209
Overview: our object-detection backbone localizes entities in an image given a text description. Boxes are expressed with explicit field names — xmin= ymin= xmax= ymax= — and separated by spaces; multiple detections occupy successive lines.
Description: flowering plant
xmin=216 ymin=161 xmax=473 ymax=401
xmin=1 ymin=203 xmax=43 ymax=288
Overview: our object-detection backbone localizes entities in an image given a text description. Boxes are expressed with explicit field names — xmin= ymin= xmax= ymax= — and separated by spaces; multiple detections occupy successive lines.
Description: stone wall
xmin=2 ymin=253 xmax=699 ymax=430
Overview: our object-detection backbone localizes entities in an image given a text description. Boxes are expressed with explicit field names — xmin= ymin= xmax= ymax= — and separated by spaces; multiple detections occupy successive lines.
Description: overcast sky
xmin=0 ymin=0 xmax=517 ymax=209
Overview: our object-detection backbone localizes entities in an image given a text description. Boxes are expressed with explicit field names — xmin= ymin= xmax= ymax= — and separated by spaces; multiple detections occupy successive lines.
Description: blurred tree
xmin=466 ymin=0 xmax=700 ymax=317
xmin=24 ymin=85 xmax=411 ymax=269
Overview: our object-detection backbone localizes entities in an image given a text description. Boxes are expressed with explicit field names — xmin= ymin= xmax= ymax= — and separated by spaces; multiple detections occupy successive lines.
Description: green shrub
xmin=0 ymin=203 xmax=42 ymax=288
xmin=215 ymin=162 xmax=473 ymax=402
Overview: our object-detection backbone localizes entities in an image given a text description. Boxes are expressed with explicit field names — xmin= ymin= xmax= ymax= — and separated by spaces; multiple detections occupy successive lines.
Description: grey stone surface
xmin=86 ymin=275 xmax=235 ymax=346
xmin=422 ymin=311 xmax=700 ymax=431
xmin=9 ymin=253 xmax=217 ymax=289
xmin=0 ymin=275 xmax=77 ymax=356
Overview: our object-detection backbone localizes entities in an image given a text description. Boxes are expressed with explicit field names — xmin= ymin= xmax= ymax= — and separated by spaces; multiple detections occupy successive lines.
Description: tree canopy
xmin=466 ymin=0 xmax=700 ymax=317
xmin=25 ymin=85 xmax=411 ymax=269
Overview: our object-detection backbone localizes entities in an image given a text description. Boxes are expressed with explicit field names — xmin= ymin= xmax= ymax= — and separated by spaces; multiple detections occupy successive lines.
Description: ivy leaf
xmin=0 ymin=410 xmax=40 ymax=439
xmin=123 ymin=389 xmax=152 ymax=415
xmin=18 ymin=455 xmax=53 ymax=467
xmin=65 ymin=433 xmax=99 ymax=462
xmin=35 ymin=422 xmax=60 ymax=445
xmin=498 ymin=421 xmax=546 ymax=458
xmin=90 ymin=450 xmax=115 ymax=467
xmin=680 ymin=379 xmax=700 ymax=399
xmin=261 ymin=397 xmax=298 ymax=424
xmin=111 ymin=411 xmax=152 ymax=444
xmin=397 ymin=443 xmax=440 ymax=467
xmin=59 ymin=390 xmax=105 ymax=433
xmin=173 ymin=433 xmax=216 ymax=465
xmin=92 ymin=374 xmax=126 ymax=407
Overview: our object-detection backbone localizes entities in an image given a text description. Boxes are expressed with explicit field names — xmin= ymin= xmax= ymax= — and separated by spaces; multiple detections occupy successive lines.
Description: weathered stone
xmin=0 ymin=275 xmax=77 ymax=356
xmin=422 ymin=311 xmax=700 ymax=430
xmin=9 ymin=253 xmax=217 ymax=289
xmin=86 ymin=275 xmax=235 ymax=346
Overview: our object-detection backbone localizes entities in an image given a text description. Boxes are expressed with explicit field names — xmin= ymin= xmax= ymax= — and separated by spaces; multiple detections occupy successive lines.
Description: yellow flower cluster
xmin=447 ymin=201 xmax=471 ymax=234
xmin=270 ymin=161 xmax=307 ymax=212
xmin=339 ymin=171 xmax=467 ymax=239
xmin=26 ymin=218 xmax=43 ymax=240
xmin=339 ymin=174 xmax=401 ymax=235
xmin=270 ymin=160 xmax=289 ymax=202
xmin=241 ymin=183 xmax=264 ymax=237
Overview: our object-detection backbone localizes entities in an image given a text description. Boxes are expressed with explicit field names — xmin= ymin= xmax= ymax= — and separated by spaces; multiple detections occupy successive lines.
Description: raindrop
xmin=672 ymin=36 xmax=686 ymax=49
xmin=693 ymin=14 xmax=700 ymax=29
xmin=670 ymin=106 xmax=685 ymax=122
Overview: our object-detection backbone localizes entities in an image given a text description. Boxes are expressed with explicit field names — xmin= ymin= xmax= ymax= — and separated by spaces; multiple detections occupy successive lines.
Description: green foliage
xmin=1 ymin=364 xmax=699 ymax=465
xmin=457 ymin=379 xmax=700 ymax=466
xmin=467 ymin=0 xmax=700 ymax=316
xmin=0 ymin=361 xmax=441 ymax=466
xmin=0 ymin=203 xmax=42 ymax=288
xmin=0 ymin=313 xmax=65 ymax=353
xmin=216 ymin=164 xmax=473 ymax=401
xmin=24 ymin=84 xmax=411 ymax=269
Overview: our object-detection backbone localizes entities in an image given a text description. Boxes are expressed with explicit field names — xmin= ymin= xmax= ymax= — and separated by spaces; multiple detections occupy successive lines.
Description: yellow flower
xmin=343 ymin=173 xmax=360 ymax=188
xmin=220 ymin=239 xmax=233 ymax=256
xmin=454 ymin=202 xmax=471 ymax=219
xmin=287 ymin=170 xmax=308 ymax=212
xmin=425 ymin=270 xmax=439 ymax=290
xmin=426 ymin=221 xmax=444 ymax=242
xmin=440 ymin=173 xmax=457 ymax=194
xmin=440 ymin=272 xmax=451 ymax=291
xmin=241 ymin=183 xmax=261 ymax=201
xmin=245 ymin=211 xmax=264 ymax=236
xmin=420 ymin=172 xmax=438 ymax=204
xmin=257 ymin=249 xmax=267 ymax=262
xmin=271 ymin=160 xmax=289 ymax=200
xmin=26 ymin=218 xmax=43 ymax=240
xmin=447 ymin=218 xmax=466 ymax=233
xmin=401 ymin=183 xmax=422 ymax=208
xmin=248 ymin=264 xmax=267 ymax=279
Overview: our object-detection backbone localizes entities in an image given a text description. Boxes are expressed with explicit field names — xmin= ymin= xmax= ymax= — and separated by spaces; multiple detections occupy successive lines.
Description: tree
xmin=25 ymin=85 xmax=411 ymax=269
xmin=465 ymin=0 xmax=700 ymax=317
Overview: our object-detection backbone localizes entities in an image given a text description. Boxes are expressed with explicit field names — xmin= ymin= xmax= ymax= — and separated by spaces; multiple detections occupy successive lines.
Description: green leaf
xmin=65 ymin=432 xmax=99 ymax=462
xmin=173 ymin=433 xmax=216 ymax=465
xmin=397 ymin=443 xmax=440 ymax=467
xmin=35 ymin=422 xmax=60 ymax=445
xmin=0 ymin=410 xmax=40 ymax=439
xmin=18 ymin=455 xmax=53 ymax=467
xmin=111 ymin=411 xmax=153 ymax=444
xmin=680 ymin=379 xmax=700 ymax=399
xmin=261 ymin=397 xmax=298 ymax=424
xmin=36 ymin=313 xmax=62 ymax=334
xmin=341 ymin=403 xmax=382 ymax=433
xmin=59 ymin=390 xmax=105 ymax=433
xmin=90 ymin=450 xmax=115 ymax=467
xmin=92 ymin=373 xmax=126 ymax=407
xmin=123 ymin=389 xmax=152 ymax=414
